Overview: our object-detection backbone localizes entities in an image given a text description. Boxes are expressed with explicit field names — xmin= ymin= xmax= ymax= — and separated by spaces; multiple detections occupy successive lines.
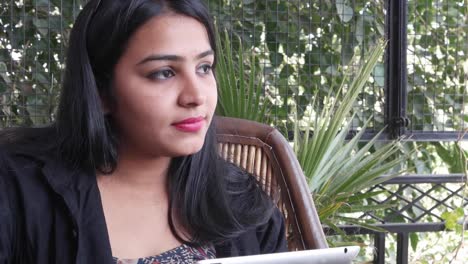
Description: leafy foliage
xmin=214 ymin=28 xmax=406 ymax=231
xmin=215 ymin=30 xmax=270 ymax=122
xmin=291 ymin=41 xmax=407 ymax=230
xmin=0 ymin=0 xmax=83 ymax=126
xmin=406 ymin=0 xmax=468 ymax=133
xmin=207 ymin=0 xmax=387 ymax=131
xmin=441 ymin=208 xmax=465 ymax=231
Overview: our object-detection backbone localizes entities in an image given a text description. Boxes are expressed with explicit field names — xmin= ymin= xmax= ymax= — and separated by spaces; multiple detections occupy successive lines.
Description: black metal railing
xmin=325 ymin=174 xmax=467 ymax=264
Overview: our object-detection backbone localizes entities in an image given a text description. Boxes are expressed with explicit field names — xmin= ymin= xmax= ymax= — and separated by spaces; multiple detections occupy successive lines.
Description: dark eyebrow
xmin=137 ymin=50 xmax=214 ymax=65
xmin=196 ymin=50 xmax=214 ymax=60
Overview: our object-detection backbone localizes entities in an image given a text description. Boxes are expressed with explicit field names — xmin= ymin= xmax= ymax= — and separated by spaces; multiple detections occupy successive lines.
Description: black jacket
xmin=0 ymin=148 xmax=287 ymax=263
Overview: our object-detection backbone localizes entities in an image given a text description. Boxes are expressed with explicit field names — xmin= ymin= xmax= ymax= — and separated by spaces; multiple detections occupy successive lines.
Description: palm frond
xmin=293 ymin=40 xmax=410 ymax=228
xmin=215 ymin=30 xmax=270 ymax=123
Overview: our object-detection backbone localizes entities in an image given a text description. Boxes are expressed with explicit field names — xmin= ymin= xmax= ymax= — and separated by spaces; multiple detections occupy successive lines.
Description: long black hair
xmin=2 ymin=0 xmax=274 ymax=245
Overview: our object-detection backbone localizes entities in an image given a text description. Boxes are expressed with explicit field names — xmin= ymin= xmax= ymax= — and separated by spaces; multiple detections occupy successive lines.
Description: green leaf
xmin=215 ymin=29 xmax=270 ymax=123
xmin=35 ymin=0 xmax=51 ymax=5
xmin=441 ymin=208 xmax=464 ymax=230
xmin=335 ymin=0 xmax=354 ymax=23
xmin=0 ymin=82 xmax=7 ymax=93
xmin=0 ymin=62 xmax=11 ymax=84
xmin=345 ymin=190 xmax=387 ymax=203
xmin=373 ymin=63 xmax=385 ymax=87
xmin=26 ymin=96 xmax=50 ymax=125
xmin=355 ymin=15 xmax=364 ymax=44
xmin=434 ymin=142 xmax=467 ymax=173
xmin=243 ymin=0 xmax=255 ymax=5
xmin=338 ymin=203 xmax=396 ymax=214
xmin=322 ymin=218 xmax=347 ymax=236
xmin=32 ymin=18 xmax=49 ymax=36
xmin=410 ymin=233 xmax=419 ymax=252
xmin=336 ymin=216 xmax=388 ymax=233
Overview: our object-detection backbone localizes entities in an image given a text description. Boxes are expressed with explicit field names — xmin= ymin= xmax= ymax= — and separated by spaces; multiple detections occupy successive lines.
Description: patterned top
xmin=113 ymin=244 xmax=216 ymax=264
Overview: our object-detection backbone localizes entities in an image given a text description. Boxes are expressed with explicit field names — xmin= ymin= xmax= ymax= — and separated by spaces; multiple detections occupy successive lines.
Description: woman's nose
xmin=177 ymin=73 xmax=206 ymax=107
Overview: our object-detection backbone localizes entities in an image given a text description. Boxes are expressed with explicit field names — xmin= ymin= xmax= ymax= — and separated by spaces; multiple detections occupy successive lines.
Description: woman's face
xmin=110 ymin=13 xmax=217 ymax=158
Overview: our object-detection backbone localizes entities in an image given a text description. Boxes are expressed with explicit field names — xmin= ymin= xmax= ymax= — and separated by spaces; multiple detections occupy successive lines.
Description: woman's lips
xmin=172 ymin=117 xmax=205 ymax=132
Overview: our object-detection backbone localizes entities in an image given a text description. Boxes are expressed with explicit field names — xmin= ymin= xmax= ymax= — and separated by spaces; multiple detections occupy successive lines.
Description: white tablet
xmin=196 ymin=246 xmax=360 ymax=264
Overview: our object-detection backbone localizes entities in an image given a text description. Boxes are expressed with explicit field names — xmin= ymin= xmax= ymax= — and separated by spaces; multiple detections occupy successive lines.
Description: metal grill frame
xmin=325 ymin=174 xmax=468 ymax=264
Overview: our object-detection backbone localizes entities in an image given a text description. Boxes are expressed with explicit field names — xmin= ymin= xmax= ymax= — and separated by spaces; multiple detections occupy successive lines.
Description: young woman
xmin=0 ymin=0 xmax=286 ymax=263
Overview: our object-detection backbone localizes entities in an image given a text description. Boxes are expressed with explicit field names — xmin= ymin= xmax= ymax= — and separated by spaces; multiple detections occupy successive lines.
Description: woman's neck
xmin=96 ymin=153 xmax=182 ymax=259
xmin=97 ymin=151 xmax=172 ymax=202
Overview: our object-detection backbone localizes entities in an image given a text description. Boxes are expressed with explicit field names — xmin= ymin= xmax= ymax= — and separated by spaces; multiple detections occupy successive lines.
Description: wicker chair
xmin=215 ymin=116 xmax=328 ymax=251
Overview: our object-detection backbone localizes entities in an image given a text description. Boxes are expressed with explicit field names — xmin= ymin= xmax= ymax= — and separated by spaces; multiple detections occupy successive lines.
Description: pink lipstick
xmin=172 ymin=116 xmax=205 ymax=132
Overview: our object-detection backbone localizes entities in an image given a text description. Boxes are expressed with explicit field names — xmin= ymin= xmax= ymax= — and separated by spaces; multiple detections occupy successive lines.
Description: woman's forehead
xmin=123 ymin=13 xmax=213 ymax=62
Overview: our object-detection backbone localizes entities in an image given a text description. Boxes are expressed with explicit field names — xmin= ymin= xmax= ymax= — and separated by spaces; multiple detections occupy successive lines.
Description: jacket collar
xmin=38 ymin=152 xmax=98 ymax=221
xmin=41 ymin=155 xmax=75 ymax=192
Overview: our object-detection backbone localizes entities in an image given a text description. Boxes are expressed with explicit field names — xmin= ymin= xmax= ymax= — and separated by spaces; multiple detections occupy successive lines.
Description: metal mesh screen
xmin=0 ymin=0 xmax=467 ymax=136
xmin=407 ymin=0 xmax=468 ymax=133
xmin=0 ymin=0 xmax=83 ymax=127
xmin=208 ymin=0 xmax=386 ymax=132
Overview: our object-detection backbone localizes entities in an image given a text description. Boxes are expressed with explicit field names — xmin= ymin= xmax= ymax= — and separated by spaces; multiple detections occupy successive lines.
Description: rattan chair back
xmin=215 ymin=116 xmax=328 ymax=250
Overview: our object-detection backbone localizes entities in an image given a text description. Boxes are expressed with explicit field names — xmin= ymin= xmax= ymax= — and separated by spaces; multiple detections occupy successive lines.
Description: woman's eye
xmin=197 ymin=64 xmax=212 ymax=74
xmin=148 ymin=69 xmax=175 ymax=80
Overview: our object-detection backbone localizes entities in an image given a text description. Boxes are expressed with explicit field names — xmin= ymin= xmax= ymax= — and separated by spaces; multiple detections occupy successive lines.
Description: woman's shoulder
xmin=0 ymin=144 xmax=43 ymax=172
xmin=254 ymin=206 xmax=287 ymax=252
xmin=0 ymin=126 xmax=61 ymax=186
xmin=0 ymin=129 xmax=52 ymax=217
xmin=0 ymin=126 xmax=57 ymax=159
xmin=221 ymin=160 xmax=287 ymax=247
xmin=215 ymin=206 xmax=287 ymax=257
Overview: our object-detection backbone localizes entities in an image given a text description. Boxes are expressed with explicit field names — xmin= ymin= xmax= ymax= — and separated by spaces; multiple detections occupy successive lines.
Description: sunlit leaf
xmin=335 ymin=0 xmax=354 ymax=23
xmin=441 ymin=208 xmax=464 ymax=231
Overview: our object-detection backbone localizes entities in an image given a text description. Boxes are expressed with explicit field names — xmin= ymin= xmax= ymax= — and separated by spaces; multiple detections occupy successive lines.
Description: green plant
xmin=215 ymin=25 xmax=408 ymax=232
xmin=215 ymin=30 xmax=270 ymax=123
xmin=291 ymin=40 xmax=408 ymax=232
xmin=208 ymin=0 xmax=387 ymax=130
xmin=442 ymin=130 xmax=468 ymax=263
xmin=0 ymin=0 xmax=76 ymax=127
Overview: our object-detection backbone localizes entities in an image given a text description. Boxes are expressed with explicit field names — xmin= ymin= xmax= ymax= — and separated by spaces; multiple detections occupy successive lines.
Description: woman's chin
xmin=170 ymin=142 xmax=205 ymax=157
